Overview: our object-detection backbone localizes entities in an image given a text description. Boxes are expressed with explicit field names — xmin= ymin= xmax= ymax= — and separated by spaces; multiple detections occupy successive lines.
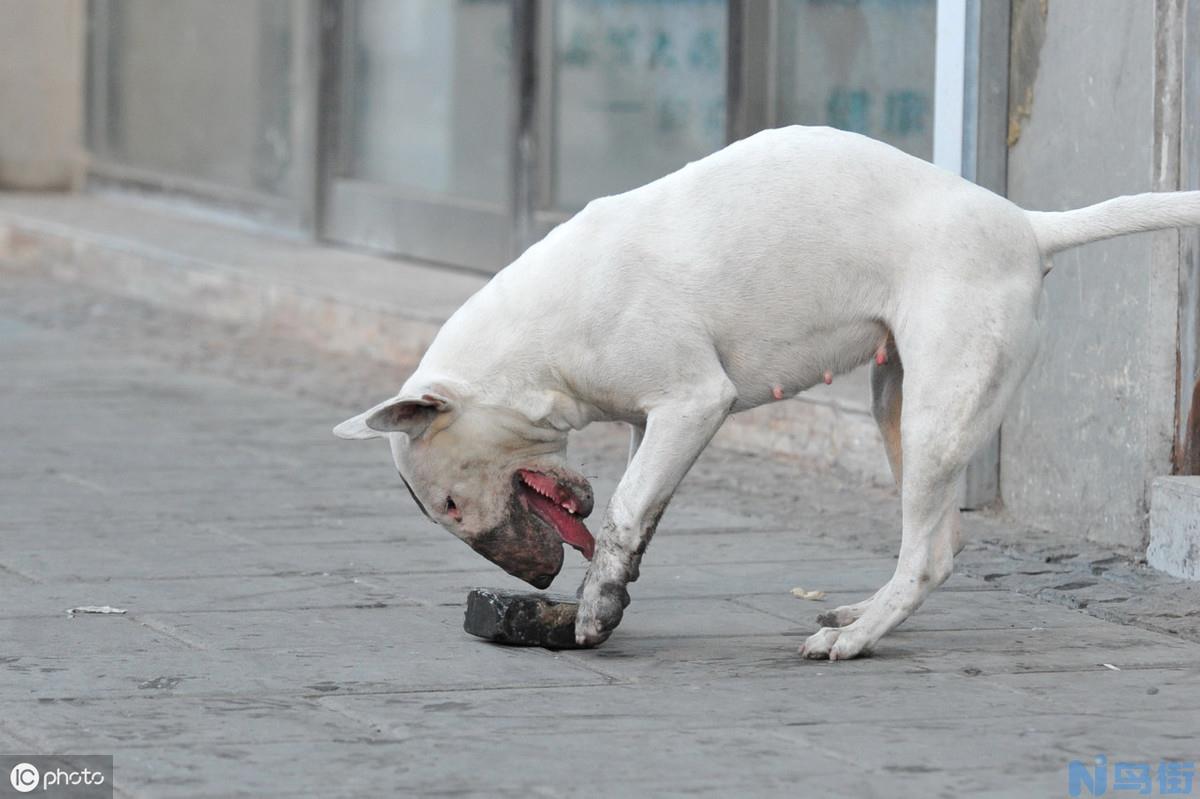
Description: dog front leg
xmin=575 ymin=383 xmax=735 ymax=646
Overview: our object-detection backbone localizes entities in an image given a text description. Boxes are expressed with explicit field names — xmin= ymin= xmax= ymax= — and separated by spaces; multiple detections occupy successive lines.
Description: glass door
xmin=86 ymin=0 xmax=315 ymax=229
xmin=774 ymin=0 xmax=937 ymax=160
xmin=526 ymin=0 xmax=727 ymax=242
xmin=536 ymin=0 xmax=729 ymax=227
xmin=321 ymin=0 xmax=517 ymax=272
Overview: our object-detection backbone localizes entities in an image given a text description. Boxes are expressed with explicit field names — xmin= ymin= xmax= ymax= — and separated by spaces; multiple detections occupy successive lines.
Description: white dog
xmin=336 ymin=126 xmax=1200 ymax=659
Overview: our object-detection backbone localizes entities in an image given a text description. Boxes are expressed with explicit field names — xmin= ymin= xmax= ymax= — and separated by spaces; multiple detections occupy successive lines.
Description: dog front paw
xmin=575 ymin=578 xmax=630 ymax=647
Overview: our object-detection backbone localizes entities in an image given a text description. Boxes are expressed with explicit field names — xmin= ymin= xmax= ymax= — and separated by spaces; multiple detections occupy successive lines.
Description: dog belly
xmin=722 ymin=319 xmax=886 ymax=412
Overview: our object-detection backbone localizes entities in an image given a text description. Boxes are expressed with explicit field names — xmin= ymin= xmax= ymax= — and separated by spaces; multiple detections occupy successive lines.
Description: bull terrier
xmin=335 ymin=126 xmax=1200 ymax=660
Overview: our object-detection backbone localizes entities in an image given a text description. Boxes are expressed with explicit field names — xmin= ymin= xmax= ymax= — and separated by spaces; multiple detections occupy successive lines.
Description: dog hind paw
xmin=799 ymin=627 xmax=840 ymax=659
xmin=800 ymin=626 xmax=873 ymax=660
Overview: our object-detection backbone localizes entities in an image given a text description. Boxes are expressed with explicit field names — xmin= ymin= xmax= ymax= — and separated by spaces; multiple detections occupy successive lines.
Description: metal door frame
xmin=959 ymin=0 xmax=1012 ymax=508
xmin=1171 ymin=0 xmax=1200 ymax=474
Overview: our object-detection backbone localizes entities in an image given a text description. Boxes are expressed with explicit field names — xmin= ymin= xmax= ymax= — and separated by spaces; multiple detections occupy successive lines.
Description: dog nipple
xmin=772 ymin=385 xmax=784 ymax=401
xmin=823 ymin=370 xmax=833 ymax=385
xmin=875 ymin=346 xmax=888 ymax=366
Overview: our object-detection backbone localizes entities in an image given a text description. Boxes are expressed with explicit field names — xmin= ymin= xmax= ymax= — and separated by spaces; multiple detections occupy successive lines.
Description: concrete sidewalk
xmin=2 ymin=289 xmax=1199 ymax=797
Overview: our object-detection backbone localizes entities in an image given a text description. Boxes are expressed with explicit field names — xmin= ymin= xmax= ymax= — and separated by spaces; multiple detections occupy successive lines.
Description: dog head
xmin=334 ymin=385 xmax=594 ymax=588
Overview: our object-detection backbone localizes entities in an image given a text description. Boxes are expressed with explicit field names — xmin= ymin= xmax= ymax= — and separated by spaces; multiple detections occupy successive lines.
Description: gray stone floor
xmin=2 ymin=304 xmax=1199 ymax=798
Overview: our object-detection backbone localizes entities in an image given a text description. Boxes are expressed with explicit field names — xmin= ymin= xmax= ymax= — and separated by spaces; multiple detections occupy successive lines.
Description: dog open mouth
xmin=517 ymin=469 xmax=595 ymax=560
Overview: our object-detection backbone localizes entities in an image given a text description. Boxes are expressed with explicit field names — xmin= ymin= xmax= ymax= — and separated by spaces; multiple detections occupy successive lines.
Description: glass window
xmin=91 ymin=0 xmax=296 ymax=198
xmin=342 ymin=0 xmax=512 ymax=207
xmin=550 ymin=0 xmax=728 ymax=211
xmin=776 ymin=0 xmax=936 ymax=160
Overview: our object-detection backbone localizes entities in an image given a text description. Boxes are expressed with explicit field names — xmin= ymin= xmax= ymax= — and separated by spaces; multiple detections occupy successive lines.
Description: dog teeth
xmin=524 ymin=473 xmax=580 ymax=515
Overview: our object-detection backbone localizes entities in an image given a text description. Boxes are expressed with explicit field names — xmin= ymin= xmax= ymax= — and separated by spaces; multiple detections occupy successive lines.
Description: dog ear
xmin=333 ymin=393 xmax=452 ymax=440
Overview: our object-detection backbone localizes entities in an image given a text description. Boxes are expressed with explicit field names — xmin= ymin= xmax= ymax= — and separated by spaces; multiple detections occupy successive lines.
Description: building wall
xmin=0 ymin=0 xmax=84 ymax=189
xmin=1001 ymin=0 xmax=1179 ymax=550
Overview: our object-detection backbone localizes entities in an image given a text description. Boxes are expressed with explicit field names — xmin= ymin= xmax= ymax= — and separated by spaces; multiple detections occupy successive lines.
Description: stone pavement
xmin=2 ymin=306 xmax=1199 ymax=799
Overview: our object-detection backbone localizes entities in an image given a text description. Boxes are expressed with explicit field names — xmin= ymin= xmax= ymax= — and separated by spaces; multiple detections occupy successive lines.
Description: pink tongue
xmin=558 ymin=515 xmax=595 ymax=560
xmin=536 ymin=497 xmax=595 ymax=560
xmin=549 ymin=501 xmax=595 ymax=556
xmin=518 ymin=471 xmax=594 ymax=559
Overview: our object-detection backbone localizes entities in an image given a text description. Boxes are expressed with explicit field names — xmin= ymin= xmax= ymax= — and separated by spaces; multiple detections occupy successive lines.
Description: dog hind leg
xmin=802 ymin=288 xmax=1038 ymax=660
xmin=817 ymin=335 xmax=912 ymax=628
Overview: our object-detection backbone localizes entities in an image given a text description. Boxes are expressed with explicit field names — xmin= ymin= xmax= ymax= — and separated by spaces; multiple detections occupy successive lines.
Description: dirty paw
xmin=799 ymin=626 xmax=872 ymax=660
xmin=575 ymin=582 xmax=629 ymax=646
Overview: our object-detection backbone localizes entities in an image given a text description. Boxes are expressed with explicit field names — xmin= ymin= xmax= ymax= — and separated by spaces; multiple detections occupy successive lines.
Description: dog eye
xmin=445 ymin=496 xmax=462 ymax=521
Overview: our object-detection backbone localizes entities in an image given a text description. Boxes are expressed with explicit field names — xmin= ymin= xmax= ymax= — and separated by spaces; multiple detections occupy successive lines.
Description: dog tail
xmin=1025 ymin=190 xmax=1200 ymax=257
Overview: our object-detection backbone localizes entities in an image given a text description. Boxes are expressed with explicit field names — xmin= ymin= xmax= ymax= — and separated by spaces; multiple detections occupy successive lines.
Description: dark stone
xmin=463 ymin=588 xmax=589 ymax=650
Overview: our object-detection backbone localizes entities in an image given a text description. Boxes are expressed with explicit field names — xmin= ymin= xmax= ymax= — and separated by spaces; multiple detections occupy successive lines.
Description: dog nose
xmin=528 ymin=573 xmax=555 ymax=590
